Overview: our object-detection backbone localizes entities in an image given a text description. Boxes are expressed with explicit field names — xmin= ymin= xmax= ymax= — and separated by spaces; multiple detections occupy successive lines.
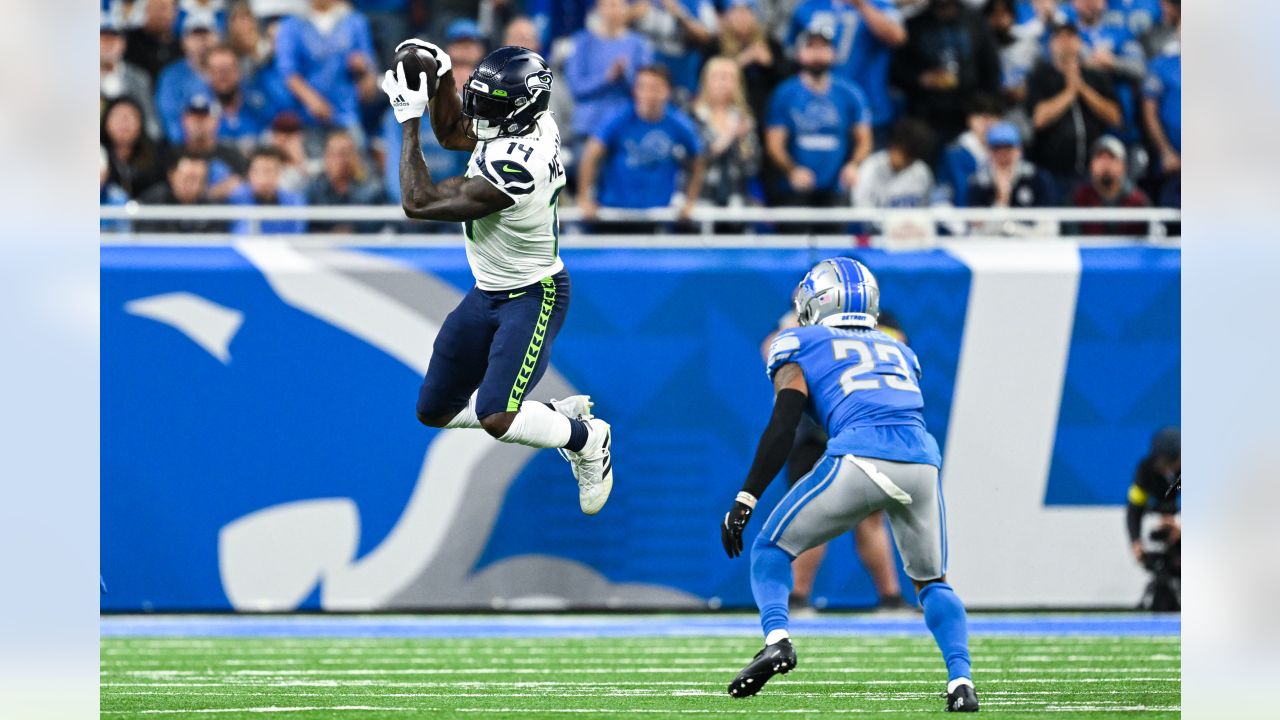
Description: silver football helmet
xmin=793 ymin=257 xmax=880 ymax=329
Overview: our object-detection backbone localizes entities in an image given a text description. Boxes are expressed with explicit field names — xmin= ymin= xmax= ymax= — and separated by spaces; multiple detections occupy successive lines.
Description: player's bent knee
xmin=417 ymin=408 xmax=459 ymax=428
xmin=479 ymin=412 xmax=516 ymax=439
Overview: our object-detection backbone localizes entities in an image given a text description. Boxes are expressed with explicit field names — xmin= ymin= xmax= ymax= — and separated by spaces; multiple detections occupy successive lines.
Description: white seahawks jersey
xmin=463 ymin=113 xmax=567 ymax=291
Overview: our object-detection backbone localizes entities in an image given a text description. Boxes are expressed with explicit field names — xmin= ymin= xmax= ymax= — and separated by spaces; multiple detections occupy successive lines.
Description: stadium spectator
xmin=1068 ymin=0 xmax=1146 ymax=143
xmin=983 ymin=0 xmax=1040 ymax=108
xmin=444 ymin=18 xmax=489 ymax=71
xmin=1067 ymin=136 xmax=1151 ymax=235
xmin=968 ymin=121 xmax=1055 ymax=206
xmin=170 ymin=94 xmax=249 ymax=201
xmin=226 ymin=1 xmax=270 ymax=68
xmin=1109 ymin=0 xmax=1164 ymax=46
xmin=1141 ymin=8 xmax=1179 ymax=206
xmin=764 ymin=24 xmax=872 ymax=214
xmin=355 ymin=0 xmax=411 ymax=65
xmin=155 ymin=10 xmax=222 ymax=144
xmin=629 ymin=0 xmax=719 ymax=98
xmin=1125 ymin=426 xmax=1180 ymax=611
xmin=136 ymin=153 xmax=233 ymax=234
xmin=577 ymin=65 xmax=706 ymax=230
xmin=265 ymin=111 xmax=314 ymax=194
xmin=102 ymin=12 xmax=162 ymax=142
xmin=125 ymin=0 xmax=184 ymax=82
xmin=306 ymin=130 xmax=384 ymax=232
xmin=787 ymin=0 xmax=907 ymax=145
xmin=230 ymin=147 xmax=308 ymax=235
xmin=274 ymin=0 xmax=378 ymax=135
xmin=692 ymin=57 xmax=760 ymax=208
xmin=203 ymin=45 xmax=271 ymax=148
xmin=936 ymin=94 xmax=1002 ymax=207
xmin=891 ymin=0 xmax=1001 ymax=143
xmin=1025 ymin=18 xmax=1121 ymax=196
xmin=102 ymin=97 xmax=166 ymax=199
xmin=1141 ymin=0 xmax=1178 ymax=59
xmin=707 ymin=0 xmax=789 ymax=129
xmin=564 ymin=0 xmax=655 ymax=149
xmin=100 ymin=147 xmax=131 ymax=233
xmin=852 ymin=118 xmax=935 ymax=209
xmin=503 ymin=15 xmax=542 ymax=52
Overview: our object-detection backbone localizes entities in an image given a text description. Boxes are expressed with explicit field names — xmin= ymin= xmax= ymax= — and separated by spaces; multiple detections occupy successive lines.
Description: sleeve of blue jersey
xmin=765 ymin=329 xmax=803 ymax=380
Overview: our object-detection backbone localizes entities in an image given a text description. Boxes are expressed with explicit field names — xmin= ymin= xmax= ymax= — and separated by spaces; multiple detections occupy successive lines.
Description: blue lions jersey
xmin=767 ymin=324 xmax=942 ymax=467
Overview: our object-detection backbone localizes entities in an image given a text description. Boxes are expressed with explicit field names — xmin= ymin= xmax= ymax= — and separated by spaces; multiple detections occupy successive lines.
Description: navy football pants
xmin=418 ymin=269 xmax=570 ymax=420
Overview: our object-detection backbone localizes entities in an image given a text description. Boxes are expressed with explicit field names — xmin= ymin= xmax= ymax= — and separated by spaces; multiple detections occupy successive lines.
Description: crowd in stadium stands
xmin=100 ymin=0 xmax=1181 ymax=233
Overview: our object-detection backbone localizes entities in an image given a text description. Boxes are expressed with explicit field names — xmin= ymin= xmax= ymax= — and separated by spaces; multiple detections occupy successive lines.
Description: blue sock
xmin=750 ymin=539 xmax=794 ymax=640
xmin=919 ymin=582 xmax=972 ymax=682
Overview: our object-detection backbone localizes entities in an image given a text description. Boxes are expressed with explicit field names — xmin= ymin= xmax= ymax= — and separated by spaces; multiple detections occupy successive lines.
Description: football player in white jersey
xmin=382 ymin=41 xmax=613 ymax=514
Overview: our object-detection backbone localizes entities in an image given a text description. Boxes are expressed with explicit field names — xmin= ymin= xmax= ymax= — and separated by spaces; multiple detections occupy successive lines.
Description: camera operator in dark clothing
xmin=1126 ymin=427 xmax=1181 ymax=611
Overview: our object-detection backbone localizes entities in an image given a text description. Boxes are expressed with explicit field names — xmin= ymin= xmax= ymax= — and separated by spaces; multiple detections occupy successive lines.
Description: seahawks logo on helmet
xmin=525 ymin=71 xmax=553 ymax=93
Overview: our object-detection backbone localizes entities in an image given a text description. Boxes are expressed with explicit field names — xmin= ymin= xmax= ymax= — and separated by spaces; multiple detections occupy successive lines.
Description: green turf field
xmin=101 ymin=632 xmax=1179 ymax=718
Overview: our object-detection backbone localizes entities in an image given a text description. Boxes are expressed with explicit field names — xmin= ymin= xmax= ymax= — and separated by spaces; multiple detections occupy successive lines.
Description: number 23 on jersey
xmin=831 ymin=339 xmax=920 ymax=395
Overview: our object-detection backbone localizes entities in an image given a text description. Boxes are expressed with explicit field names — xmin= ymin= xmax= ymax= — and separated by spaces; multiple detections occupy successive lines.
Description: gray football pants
xmin=756 ymin=454 xmax=948 ymax=581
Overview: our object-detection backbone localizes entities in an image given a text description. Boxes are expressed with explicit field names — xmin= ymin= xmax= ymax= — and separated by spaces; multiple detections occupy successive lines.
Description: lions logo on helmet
xmin=794 ymin=257 xmax=880 ymax=329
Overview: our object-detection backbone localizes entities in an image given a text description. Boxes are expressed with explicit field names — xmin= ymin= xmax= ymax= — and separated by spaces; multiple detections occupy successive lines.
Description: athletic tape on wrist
xmin=735 ymin=491 xmax=758 ymax=509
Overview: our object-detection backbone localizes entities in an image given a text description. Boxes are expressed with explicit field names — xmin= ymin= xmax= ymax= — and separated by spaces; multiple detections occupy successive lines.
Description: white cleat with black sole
xmin=558 ymin=417 xmax=612 ymax=515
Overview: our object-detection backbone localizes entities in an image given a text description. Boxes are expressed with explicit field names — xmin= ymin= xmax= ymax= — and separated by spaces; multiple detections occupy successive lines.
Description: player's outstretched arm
xmin=428 ymin=69 xmax=477 ymax=153
xmin=400 ymin=118 xmax=513 ymax=221
xmin=721 ymin=363 xmax=809 ymax=558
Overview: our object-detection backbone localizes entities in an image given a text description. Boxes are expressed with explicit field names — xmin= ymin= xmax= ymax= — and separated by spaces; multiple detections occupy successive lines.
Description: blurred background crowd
xmin=99 ymin=0 xmax=1181 ymax=233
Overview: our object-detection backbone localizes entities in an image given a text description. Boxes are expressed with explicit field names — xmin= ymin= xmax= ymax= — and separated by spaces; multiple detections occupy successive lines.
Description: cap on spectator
xmin=1091 ymin=135 xmax=1126 ymax=161
xmin=446 ymin=18 xmax=485 ymax=43
xmin=1048 ymin=13 xmax=1079 ymax=36
xmin=185 ymin=94 xmax=218 ymax=115
xmin=986 ymin=122 xmax=1021 ymax=148
xmin=183 ymin=10 xmax=219 ymax=35
xmin=723 ymin=0 xmax=763 ymax=14
xmin=798 ymin=20 xmax=836 ymax=46
xmin=270 ymin=111 xmax=304 ymax=134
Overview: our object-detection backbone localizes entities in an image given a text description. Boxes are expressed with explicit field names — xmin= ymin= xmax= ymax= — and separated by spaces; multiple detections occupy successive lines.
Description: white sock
xmin=947 ymin=678 xmax=974 ymax=693
xmin=498 ymin=401 xmax=571 ymax=448
xmin=443 ymin=394 xmax=481 ymax=429
xmin=764 ymin=629 xmax=790 ymax=646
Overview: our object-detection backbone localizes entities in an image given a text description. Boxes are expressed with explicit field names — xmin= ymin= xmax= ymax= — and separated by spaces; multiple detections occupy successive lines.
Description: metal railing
xmin=100 ymin=204 xmax=1181 ymax=247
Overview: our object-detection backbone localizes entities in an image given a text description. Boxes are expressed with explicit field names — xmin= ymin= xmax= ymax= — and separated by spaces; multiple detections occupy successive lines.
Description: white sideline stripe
xmin=106 ymin=689 xmax=1171 ymax=698
xmin=104 ymin=654 xmax=1181 ymax=667
xmin=101 ymin=708 xmax=417 ymax=715
xmin=448 ymin=708 xmax=1179 ymax=714
xmin=104 ymin=661 xmax=1172 ymax=671
xmin=102 ymin=678 xmax=1180 ymax=687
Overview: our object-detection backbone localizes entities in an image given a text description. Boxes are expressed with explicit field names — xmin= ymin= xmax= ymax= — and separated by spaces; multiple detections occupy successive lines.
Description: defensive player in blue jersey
xmin=720 ymin=257 xmax=977 ymax=712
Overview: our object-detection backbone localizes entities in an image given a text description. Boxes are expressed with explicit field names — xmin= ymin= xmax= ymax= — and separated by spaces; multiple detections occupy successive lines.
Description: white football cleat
xmin=559 ymin=417 xmax=613 ymax=515
xmin=549 ymin=395 xmax=594 ymax=421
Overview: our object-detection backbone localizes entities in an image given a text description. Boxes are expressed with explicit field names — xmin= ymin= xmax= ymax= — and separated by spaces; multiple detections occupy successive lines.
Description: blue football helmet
xmin=793 ymin=257 xmax=880 ymax=329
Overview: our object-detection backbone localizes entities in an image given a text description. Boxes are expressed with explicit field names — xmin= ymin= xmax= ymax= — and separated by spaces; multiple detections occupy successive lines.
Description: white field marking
xmin=104 ymin=638 xmax=1181 ymax=648
xmin=102 ymin=638 xmax=1177 ymax=650
xmin=110 ymin=661 xmax=1177 ymax=671
xmin=101 ymin=677 xmax=1182 ymax=688
xmin=104 ymin=689 xmax=1173 ymax=699
xmin=448 ymin=709 xmax=1179 ymax=715
xmin=101 ymin=707 xmax=417 ymax=715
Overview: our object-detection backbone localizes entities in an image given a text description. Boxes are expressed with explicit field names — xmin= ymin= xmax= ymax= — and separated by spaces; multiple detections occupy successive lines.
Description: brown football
xmin=393 ymin=43 xmax=439 ymax=94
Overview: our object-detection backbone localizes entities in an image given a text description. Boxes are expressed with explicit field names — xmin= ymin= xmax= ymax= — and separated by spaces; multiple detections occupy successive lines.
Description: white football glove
xmin=394 ymin=38 xmax=453 ymax=79
xmin=382 ymin=62 xmax=430 ymax=124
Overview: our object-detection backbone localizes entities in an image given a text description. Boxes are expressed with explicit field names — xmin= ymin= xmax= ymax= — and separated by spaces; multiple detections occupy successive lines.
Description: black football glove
xmin=721 ymin=496 xmax=755 ymax=558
